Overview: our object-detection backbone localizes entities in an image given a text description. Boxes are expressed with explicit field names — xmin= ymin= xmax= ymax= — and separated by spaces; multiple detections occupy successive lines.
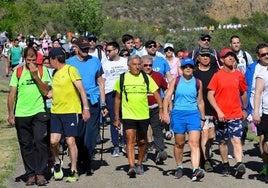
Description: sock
xmin=177 ymin=164 xmax=183 ymax=169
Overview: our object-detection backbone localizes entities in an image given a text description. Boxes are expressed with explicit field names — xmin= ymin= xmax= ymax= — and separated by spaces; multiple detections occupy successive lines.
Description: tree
xmin=66 ymin=0 xmax=104 ymax=37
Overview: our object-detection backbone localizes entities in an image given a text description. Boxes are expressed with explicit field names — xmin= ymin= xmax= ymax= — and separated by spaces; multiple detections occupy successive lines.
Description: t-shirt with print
xmin=256 ymin=67 xmax=268 ymax=114
xmin=207 ymin=68 xmax=248 ymax=120
xmin=51 ymin=65 xmax=82 ymax=114
xmin=102 ymin=57 xmax=128 ymax=94
xmin=114 ymin=72 xmax=159 ymax=120
xmin=9 ymin=65 xmax=51 ymax=117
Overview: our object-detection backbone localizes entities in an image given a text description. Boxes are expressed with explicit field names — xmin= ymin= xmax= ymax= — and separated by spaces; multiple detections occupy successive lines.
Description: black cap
xmin=145 ymin=40 xmax=156 ymax=48
xmin=48 ymin=47 xmax=65 ymax=58
xmin=74 ymin=36 xmax=90 ymax=49
xmin=200 ymin=34 xmax=211 ymax=40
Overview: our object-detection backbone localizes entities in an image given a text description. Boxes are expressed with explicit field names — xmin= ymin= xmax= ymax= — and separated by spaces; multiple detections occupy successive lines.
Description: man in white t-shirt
xmin=86 ymin=33 xmax=108 ymax=64
xmin=102 ymin=41 xmax=128 ymax=157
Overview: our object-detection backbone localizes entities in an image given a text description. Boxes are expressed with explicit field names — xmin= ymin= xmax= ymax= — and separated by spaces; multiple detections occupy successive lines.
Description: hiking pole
xmin=100 ymin=115 xmax=105 ymax=164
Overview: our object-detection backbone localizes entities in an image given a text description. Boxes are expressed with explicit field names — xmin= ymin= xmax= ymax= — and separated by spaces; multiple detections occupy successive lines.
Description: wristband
xmin=101 ymin=105 xmax=107 ymax=111
xmin=83 ymin=107 xmax=90 ymax=110
xmin=242 ymin=108 xmax=247 ymax=111
xmin=201 ymin=118 xmax=206 ymax=122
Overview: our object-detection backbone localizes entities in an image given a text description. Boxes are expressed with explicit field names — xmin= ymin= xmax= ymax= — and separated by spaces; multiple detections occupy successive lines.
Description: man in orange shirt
xmin=207 ymin=48 xmax=248 ymax=178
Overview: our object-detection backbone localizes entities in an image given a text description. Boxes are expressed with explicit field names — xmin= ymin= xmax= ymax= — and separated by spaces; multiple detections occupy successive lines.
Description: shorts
xmin=257 ymin=114 xmax=268 ymax=142
xmin=170 ymin=109 xmax=201 ymax=134
xmin=50 ymin=113 xmax=79 ymax=137
xmin=121 ymin=119 xmax=149 ymax=133
xmin=202 ymin=116 xmax=215 ymax=130
xmin=214 ymin=119 xmax=243 ymax=142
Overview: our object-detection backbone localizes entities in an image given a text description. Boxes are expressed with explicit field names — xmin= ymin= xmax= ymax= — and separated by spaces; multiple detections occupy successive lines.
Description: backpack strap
xmin=213 ymin=49 xmax=221 ymax=69
xmin=97 ymin=47 xmax=102 ymax=61
xmin=140 ymin=70 xmax=149 ymax=93
xmin=174 ymin=75 xmax=200 ymax=94
xmin=242 ymin=51 xmax=248 ymax=67
xmin=16 ymin=65 xmax=43 ymax=80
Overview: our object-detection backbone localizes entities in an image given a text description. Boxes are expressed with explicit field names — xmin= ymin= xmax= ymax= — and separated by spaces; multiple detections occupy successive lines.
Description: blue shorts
xmin=50 ymin=113 xmax=79 ymax=137
xmin=170 ymin=109 xmax=201 ymax=134
xmin=214 ymin=119 xmax=243 ymax=142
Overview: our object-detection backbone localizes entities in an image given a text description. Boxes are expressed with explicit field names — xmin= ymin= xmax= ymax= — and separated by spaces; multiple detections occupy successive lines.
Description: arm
xmin=97 ymin=76 xmax=108 ymax=116
xmin=113 ymin=92 xmax=121 ymax=129
xmin=165 ymin=71 xmax=173 ymax=83
xmin=241 ymin=91 xmax=248 ymax=121
xmin=253 ymin=77 xmax=265 ymax=125
xmin=28 ymin=63 xmax=49 ymax=96
xmin=152 ymin=90 xmax=163 ymax=120
xmin=162 ymin=78 xmax=176 ymax=124
xmin=207 ymin=90 xmax=225 ymax=122
xmin=73 ymin=80 xmax=90 ymax=122
xmin=7 ymin=86 xmax=17 ymax=126
xmin=197 ymin=81 xmax=205 ymax=120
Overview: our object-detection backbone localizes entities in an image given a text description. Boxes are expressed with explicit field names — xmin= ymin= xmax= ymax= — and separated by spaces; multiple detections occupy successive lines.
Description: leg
xmin=188 ymin=131 xmax=201 ymax=169
xmin=32 ymin=112 xmax=49 ymax=175
xmin=201 ymin=128 xmax=209 ymax=160
xmin=50 ymin=133 xmax=62 ymax=163
xmin=15 ymin=116 xmax=36 ymax=177
xmin=219 ymin=140 xmax=228 ymax=163
xmin=174 ymin=133 xmax=185 ymax=166
xmin=65 ymin=136 xmax=78 ymax=171
xmin=231 ymin=137 xmax=243 ymax=162
xmin=137 ymin=131 xmax=147 ymax=165
xmin=125 ymin=129 xmax=137 ymax=167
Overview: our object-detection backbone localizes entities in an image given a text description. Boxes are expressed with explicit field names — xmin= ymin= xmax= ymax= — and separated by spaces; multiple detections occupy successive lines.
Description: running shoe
xmin=192 ymin=168 xmax=205 ymax=181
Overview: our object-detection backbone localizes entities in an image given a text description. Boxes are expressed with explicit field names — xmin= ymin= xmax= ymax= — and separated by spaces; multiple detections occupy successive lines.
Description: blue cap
xmin=48 ymin=47 xmax=65 ymax=58
xmin=181 ymin=57 xmax=195 ymax=67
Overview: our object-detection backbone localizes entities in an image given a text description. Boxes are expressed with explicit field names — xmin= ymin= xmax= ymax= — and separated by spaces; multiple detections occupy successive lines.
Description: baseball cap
xmin=181 ymin=57 xmax=195 ymax=67
xmin=145 ymin=40 xmax=156 ymax=48
xmin=48 ymin=47 xmax=65 ymax=58
xmin=220 ymin=48 xmax=235 ymax=58
xmin=74 ymin=36 xmax=90 ymax=49
xmin=199 ymin=47 xmax=210 ymax=55
xmin=200 ymin=33 xmax=211 ymax=40
xmin=164 ymin=43 xmax=174 ymax=50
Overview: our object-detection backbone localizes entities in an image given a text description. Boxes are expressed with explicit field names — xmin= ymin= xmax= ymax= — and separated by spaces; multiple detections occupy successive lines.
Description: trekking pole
xmin=100 ymin=116 xmax=105 ymax=164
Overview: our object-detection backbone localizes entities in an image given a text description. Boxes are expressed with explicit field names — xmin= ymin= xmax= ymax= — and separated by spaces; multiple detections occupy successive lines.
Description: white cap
xmin=164 ymin=43 xmax=174 ymax=49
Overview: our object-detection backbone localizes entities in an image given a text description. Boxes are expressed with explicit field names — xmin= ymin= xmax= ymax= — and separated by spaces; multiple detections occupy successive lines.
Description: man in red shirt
xmin=141 ymin=55 xmax=168 ymax=165
xmin=208 ymin=48 xmax=248 ymax=178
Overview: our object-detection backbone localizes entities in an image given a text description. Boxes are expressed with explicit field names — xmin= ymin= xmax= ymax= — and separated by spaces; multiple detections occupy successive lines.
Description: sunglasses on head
xmin=164 ymin=47 xmax=174 ymax=52
xmin=143 ymin=64 xmax=152 ymax=67
xmin=148 ymin=44 xmax=156 ymax=49
xmin=201 ymin=38 xmax=210 ymax=42
xmin=259 ymin=52 xmax=268 ymax=58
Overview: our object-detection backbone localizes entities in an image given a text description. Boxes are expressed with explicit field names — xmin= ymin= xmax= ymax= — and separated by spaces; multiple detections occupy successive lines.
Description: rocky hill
xmin=101 ymin=0 xmax=268 ymax=26
xmin=207 ymin=0 xmax=268 ymax=21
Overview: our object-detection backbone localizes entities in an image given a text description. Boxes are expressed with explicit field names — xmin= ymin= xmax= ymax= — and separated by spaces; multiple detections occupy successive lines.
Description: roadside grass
xmin=0 ymin=78 xmax=18 ymax=188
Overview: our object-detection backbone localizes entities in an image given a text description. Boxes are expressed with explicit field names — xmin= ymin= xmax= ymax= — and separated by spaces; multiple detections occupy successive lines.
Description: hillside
xmin=100 ymin=0 xmax=268 ymax=27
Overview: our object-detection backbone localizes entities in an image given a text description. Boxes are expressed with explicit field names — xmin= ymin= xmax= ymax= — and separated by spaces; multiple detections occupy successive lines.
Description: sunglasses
xmin=88 ymin=38 xmax=97 ymax=42
xmin=143 ymin=64 xmax=152 ymax=67
xmin=106 ymin=49 xmax=115 ymax=53
xmin=200 ymin=54 xmax=210 ymax=57
xmin=164 ymin=47 xmax=174 ymax=52
xmin=148 ymin=44 xmax=156 ymax=49
xmin=201 ymin=38 xmax=210 ymax=42
xmin=182 ymin=64 xmax=194 ymax=69
xmin=80 ymin=47 xmax=89 ymax=53
xmin=259 ymin=52 xmax=268 ymax=58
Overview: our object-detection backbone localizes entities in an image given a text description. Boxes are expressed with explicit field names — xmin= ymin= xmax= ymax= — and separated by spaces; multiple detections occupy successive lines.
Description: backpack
xmin=242 ymin=51 xmax=248 ymax=67
xmin=16 ymin=65 xmax=43 ymax=80
xmin=174 ymin=75 xmax=200 ymax=95
xmin=119 ymin=70 xmax=149 ymax=102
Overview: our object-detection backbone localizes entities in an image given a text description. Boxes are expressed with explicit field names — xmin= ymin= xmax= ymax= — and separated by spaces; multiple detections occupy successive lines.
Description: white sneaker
xmin=112 ymin=147 xmax=120 ymax=157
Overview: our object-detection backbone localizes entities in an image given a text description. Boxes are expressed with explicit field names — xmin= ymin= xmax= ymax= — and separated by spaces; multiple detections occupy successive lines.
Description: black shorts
xmin=121 ymin=119 xmax=149 ymax=133
xmin=257 ymin=113 xmax=268 ymax=142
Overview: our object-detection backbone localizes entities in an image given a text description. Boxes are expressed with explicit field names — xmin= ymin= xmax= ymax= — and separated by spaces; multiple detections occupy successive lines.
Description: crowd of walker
xmin=2 ymin=31 xmax=268 ymax=186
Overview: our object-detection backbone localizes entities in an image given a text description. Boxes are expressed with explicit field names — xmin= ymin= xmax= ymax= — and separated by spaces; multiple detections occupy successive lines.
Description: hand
xmin=217 ymin=111 xmax=225 ymax=122
xmin=113 ymin=119 xmax=121 ymax=129
xmin=27 ymin=63 xmax=38 ymax=79
xmin=8 ymin=114 xmax=15 ymax=126
xmin=242 ymin=110 xmax=248 ymax=121
xmin=162 ymin=113 xmax=170 ymax=124
xmin=82 ymin=109 xmax=90 ymax=122
xmin=101 ymin=106 xmax=109 ymax=117
xmin=253 ymin=113 xmax=261 ymax=125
